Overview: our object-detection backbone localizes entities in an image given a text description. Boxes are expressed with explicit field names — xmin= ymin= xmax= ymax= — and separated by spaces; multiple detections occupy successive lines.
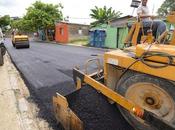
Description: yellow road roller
xmin=12 ymin=33 xmax=30 ymax=49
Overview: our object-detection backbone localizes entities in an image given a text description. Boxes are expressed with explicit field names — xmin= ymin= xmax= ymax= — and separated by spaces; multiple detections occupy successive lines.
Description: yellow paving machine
xmin=53 ymin=6 xmax=175 ymax=130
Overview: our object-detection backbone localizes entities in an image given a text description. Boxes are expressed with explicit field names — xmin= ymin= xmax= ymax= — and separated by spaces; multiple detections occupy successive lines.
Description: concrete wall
xmin=105 ymin=26 xmax=117 ymax=48
xmin=55 ymin=22 xmax=89 ymax=43
xmin=91 ymin=24 xmax=128 ymax=49
xmin=68 ymin=24 xmax=89 ymax=41
xmin=110 ymin=18 xmax=129 ymax=28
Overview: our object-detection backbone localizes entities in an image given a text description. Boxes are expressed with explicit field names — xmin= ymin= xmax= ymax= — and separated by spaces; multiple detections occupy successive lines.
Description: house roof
xmin=109 ymin=15 xmax=133 ymax=23
xmin=108 ymin=15 xmax=135 ymax=27
xmin=56 ymin=21 xmax=90 ymax=26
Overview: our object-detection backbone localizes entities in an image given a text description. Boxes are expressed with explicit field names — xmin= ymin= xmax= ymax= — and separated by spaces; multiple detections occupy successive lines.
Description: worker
xmin=137 ymin=0 xmax=166 ymax=39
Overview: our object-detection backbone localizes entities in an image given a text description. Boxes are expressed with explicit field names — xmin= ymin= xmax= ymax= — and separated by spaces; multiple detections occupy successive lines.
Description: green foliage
xmin=13 ymin=1 xmax=64 ymax=39
xmin=157 ymin=0 xmax=175 ymax=16
xmin=90 ymin=6 xmax=122 ymax=27
xmin=24 ymin=1 xmax=63 ymax=30
xmin=70 ymin=38 xmax=88 ymax=45
xmin=0 ymin=15 xmax=11 ymax=27
xmin=10 ymin=1 xmax=63 ymax=33
xmin=11 ymin=19 xmax=34 ymax=32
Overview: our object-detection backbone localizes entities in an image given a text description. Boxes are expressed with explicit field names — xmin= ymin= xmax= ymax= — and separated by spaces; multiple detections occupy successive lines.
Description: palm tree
xmin=90 ymin=6 xmax=122 ymax=27
xmin=157 ymin=0 xmax=175 ymax=16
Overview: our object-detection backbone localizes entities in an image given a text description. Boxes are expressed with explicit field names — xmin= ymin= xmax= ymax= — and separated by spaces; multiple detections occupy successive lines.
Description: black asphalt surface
xmin=5 ymin=39 xmax=134 ymax=130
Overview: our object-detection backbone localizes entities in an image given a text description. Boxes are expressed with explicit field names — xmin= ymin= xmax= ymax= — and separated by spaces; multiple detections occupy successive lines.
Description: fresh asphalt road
xmin=5 ymin=39 xmax=133 ymax=130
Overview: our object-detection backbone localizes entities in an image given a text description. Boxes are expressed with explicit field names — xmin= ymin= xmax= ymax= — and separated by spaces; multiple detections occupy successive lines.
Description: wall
xmin=117 ymin=27 xmax=128 ymax=48
xmin=110 ymin=18 xmax=130 ymax=27
xmin=68 ymin=24 xmax=89 ymax=41
xmin=105 ymin=26 xmax=117 ymax=48
xmin=91 ymin=24 xmax=128 ymax=49
xmin=55 ymin=23 xmax=68 ymax=43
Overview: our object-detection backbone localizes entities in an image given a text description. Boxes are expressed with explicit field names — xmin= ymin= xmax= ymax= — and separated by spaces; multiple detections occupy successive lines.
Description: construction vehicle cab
xmin=11 ymin=30 xmax=30 ymax=49
xmin=53 ymin=6 xmax=175 ymax=130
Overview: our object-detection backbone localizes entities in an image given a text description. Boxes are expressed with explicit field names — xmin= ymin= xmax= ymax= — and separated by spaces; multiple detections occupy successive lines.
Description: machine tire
xmin=12 ymin=43 xmax=15 ymax=47
xmin=15 ymin=45 xmax=19 ymax=49
xmin=27 ymin=44 xmax=30 ymax=48
xmin=12 ymin=41 xmax=15 ymax=47
xmin=116 ymin=71 xmax=175 ymax=130
xmin=2 ymin=47 xmax=6 ymax=56
xmin=0 ymin=43 xmax=6 ymax=56
xmin=0 ymin=48 xmax=4 ymax=66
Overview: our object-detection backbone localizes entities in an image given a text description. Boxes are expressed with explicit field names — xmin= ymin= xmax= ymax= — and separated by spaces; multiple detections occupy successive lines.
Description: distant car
xmin=0 ymin=28 xmax=6 ymax=66
xmin=12 ymin=33 xmax=30 ymax=49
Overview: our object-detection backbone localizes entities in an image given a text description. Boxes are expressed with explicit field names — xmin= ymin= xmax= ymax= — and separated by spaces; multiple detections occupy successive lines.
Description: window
xmin=78 ymin=27 xmax=82 ymax=35
xmin=60 ymin=28 xmax=64 ymax=35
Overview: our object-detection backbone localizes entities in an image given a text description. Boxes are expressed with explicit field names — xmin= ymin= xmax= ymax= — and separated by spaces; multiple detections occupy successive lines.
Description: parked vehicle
xmin=0 ymin=28 xmax=6 ymax=66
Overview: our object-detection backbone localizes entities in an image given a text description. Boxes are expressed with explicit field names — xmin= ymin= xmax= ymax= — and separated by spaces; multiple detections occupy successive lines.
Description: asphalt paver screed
xmin=66 ymin=85 xmax=134 ymax=130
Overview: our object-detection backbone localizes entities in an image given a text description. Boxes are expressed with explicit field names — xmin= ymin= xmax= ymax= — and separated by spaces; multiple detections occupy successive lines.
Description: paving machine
xmin=53 ymin=4 xmax=175 ymax=130
xmin=12 ymin=31 xmax=30 ymax=49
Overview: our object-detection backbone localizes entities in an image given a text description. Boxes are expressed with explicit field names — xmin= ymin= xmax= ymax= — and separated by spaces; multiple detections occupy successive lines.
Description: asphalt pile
xmin=66 ymin=85 xmax=134 ymax=130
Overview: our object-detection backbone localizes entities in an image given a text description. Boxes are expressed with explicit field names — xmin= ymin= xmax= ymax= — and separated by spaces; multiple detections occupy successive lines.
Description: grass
xmin=70 ymin=39 xmax=88 ymax=46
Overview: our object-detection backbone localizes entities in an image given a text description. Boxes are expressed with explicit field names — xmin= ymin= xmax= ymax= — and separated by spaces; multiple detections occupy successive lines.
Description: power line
xmin=65 ymin=16 xmax=92 ymax=20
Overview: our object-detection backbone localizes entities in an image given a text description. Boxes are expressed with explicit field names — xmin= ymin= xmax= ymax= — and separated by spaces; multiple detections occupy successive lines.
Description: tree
xmin=90 ymin=6 xmax=122 ymax=27
xmin=0 ymin=15 xmax=11 ymax=27
xmin=157 ymin=0 xmax=175 ymax=16
xmin=11 ymin=19 xmax=33 ymax=32
xmin=24 ymin=1 xmax=63 ymax=30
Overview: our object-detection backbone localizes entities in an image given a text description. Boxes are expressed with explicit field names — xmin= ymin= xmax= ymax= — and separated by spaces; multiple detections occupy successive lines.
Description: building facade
xmin=55 ymin=22 xmax=89 ymax=43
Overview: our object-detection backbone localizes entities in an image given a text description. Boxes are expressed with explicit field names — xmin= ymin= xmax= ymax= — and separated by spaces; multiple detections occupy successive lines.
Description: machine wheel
xmin=15 ymin=45 xmax=19 ymax=49
xmin=12 ymin=43 xmax=15 ymax=47
xmin=0 ymin=43 xmax=6 ymax=56
xmin=116 ymin=71 xmax=175 ymax=130
xmin=27 ymin=44 xmax=30 ymax=48
xmin=0 ymin=48 xmax=4 ymax=66
xmin=12 ymin=41 xmax=15 ymax=47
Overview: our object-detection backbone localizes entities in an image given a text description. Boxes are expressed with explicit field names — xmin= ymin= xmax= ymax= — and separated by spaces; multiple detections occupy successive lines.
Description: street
xmin=0 ymin=0 xmax=172 ymax=130
xmin=5 ymin=39 xmax=133 ymax=130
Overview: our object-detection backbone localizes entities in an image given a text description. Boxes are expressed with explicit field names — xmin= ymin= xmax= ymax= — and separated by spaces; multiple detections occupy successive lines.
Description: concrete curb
xmin=32 ymin=39 xmax=112 ymax=52
xmin=0 ymin=54 xmax=52 ymax=130
xmin=5 ymin=54 xmax=40 ymax=130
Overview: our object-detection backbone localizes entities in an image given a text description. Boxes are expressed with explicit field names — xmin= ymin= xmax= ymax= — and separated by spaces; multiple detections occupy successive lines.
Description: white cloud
xmin=0 ymin=0 xmax=17 ymax=6
xmin=0 ymin=0 xmax=165 ymax=24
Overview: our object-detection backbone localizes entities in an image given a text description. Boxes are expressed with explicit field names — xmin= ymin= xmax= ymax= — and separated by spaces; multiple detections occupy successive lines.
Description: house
xmin=90 ymin=16 xmax=133 ymax=49
xmin=55 ymin=22 xmax=90 ymax=43
xmin=10 ymin=16 xmax=21 ymax=20
xmin=107 ymin=15 xmax=133 ymax=48
xmin=90 ymin=15 xmax=174 ymax=49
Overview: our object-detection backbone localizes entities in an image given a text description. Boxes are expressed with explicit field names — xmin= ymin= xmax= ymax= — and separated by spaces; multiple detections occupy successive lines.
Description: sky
xmin=0 ymin=0 xmax=165 ymax=24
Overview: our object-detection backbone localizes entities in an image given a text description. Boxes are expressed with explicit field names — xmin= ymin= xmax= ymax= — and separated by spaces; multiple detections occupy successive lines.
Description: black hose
xmin=118 ymin=46 xmax=175 ymax=80
xmin=139 ymin=51 xmax=175 ymax=68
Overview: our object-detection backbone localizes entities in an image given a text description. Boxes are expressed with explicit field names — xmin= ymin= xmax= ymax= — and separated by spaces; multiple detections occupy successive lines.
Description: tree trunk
xmin=45 ymin=29 xmax=49 ymax=41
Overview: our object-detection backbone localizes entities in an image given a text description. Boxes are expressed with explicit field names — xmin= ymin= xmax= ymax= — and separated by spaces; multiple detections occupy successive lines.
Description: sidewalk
xmin=32 ymin=38 xmax=111 ymax=51
xmin=0 ymin=54 xmax=51 ymax=130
